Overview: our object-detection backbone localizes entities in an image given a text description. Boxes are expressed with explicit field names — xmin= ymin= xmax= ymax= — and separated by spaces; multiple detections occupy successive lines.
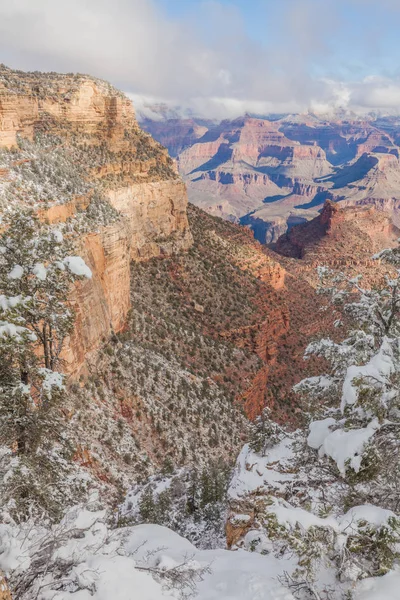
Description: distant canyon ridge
xmin=140 ymin=108 xmax=400 ymax=243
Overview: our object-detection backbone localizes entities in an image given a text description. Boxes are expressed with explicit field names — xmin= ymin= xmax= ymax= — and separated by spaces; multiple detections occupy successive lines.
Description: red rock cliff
xmin=0 ymin=65 xmax=193 ymax=375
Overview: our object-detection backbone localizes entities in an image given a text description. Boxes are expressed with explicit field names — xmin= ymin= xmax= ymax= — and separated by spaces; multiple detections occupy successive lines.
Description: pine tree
xmin=248 ymin=407 xmax=285 ymax=456
xmin=243 ymin=254 xmax=400 ymax=594
xmin=0 ymin=208 xmax=92 ymax=519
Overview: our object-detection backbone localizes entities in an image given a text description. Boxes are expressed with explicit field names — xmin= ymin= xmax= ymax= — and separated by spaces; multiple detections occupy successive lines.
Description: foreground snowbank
xmin=0 ymin=502 xmax=297 ymax=600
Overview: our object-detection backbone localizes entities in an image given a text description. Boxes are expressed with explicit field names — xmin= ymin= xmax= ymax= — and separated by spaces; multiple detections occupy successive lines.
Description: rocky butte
xmin=141 ymin=111 xmax=400 ymax=243
xmin=0 ymin=64 xmax=193 ymax=375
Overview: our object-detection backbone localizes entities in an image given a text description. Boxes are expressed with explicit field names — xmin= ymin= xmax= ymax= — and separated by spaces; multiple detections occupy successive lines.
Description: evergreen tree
xmin=0 ymin=208 xmax=91 ymax=518
xmin=245 ymin=254 xmax=400 ymax=594
xmin=248 ymin=407 xmax=285 ymax=456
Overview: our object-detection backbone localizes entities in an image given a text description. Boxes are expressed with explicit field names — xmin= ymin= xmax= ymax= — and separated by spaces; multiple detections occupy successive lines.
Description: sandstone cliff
xmin=0 ymin=65 xmax=192 ymax=374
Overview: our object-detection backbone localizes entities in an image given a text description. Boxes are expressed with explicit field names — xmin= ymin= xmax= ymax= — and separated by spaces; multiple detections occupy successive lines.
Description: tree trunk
xmin=43 ymin=323 xmax=50 ymax=369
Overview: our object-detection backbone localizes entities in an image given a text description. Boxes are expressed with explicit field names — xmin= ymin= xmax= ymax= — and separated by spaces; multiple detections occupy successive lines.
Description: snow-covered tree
xmin=0 ymin=208 xmax=91 ymax=519
xmin=232 ymin=253 xmax=400 ymax=598
xmin=248 ymin=407 xmax=286 ymax=456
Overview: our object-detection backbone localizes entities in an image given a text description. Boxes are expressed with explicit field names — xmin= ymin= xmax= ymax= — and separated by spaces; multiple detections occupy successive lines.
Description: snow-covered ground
xmin=0 ymin=500 xmax=298 ymax=600
xmin=2 ymin=496 xmax=399 ymax=600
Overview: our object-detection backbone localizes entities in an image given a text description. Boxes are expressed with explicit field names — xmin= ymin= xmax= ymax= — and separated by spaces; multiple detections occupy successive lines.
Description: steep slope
xmin=55 ymin=204 xmax=298 ymax=498
xmin=69 ymin=201 xmax=400 ymax=492
xmin=0 ymin=65 xmax=192 ymax=374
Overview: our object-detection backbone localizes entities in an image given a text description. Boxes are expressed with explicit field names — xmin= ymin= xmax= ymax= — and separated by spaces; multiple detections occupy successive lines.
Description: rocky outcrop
xmin=106 ymin=179 xmax=192 ymax=260
xmin=0 ymin=573 xmax=11 ymax=600
xmin=276 ymin=200 xmax=399 ymax=264
xmin=140 ymin=117 xmax=209 ymax=157
xmin=63 ymin=223 xmax=131 ymax=374
xmin=0 ymin=65 xmax=193 ymax=375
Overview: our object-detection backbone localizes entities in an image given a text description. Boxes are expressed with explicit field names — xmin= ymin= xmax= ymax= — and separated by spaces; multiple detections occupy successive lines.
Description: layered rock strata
xmin=0 ymin=65 xmax=193 ymax=375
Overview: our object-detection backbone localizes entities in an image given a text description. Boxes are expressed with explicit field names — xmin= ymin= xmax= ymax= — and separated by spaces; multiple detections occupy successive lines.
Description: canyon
xmin=1 ymin=67 xmax=400 ymax=600
xmin=1 ymin=66 xmax=398 ymax=485
xmin=141 ymin=110 xmax=400 ymax=243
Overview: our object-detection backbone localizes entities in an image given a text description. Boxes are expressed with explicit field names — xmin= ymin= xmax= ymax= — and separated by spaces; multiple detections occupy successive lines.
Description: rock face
xmin=276 ymin=200 xmax=399 ymax=267
xmin=0 ymin=65 xmax=192 ymax=375
xmin=0 ymin=573 xmax=11 ymax=600
xmin=142 ymin=111 xmax=400 ymax=243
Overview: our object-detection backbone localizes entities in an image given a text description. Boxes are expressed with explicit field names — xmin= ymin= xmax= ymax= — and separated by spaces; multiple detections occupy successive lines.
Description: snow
xmin=38 ymin=368 xmax=64 ymax=394
xmin=63 ymin=256 xmax=92 ymax=278
xmin=7 ymin=265 xmax=23 ymax=279
xmin=32 ymin=262 xmax=47 ymax=281
xmin=230 ymin=514 xmax=251 ymax=524
xmin=294 ymin=374 xmax=334 ymax=393
xmin=341 ymin=338 xmax=394 ymax=412
xmin=319 ymin=419 xmax=379 ymax=475
xmin=53 ymin=229 xmax=64 ymax=243
xmin=228 ymin=440 xmax=295 ymax=500
xmin=0 ymin=321 xmax=37 ymax=342
xmin=2 ymin=508 xmax=297 ymax=600
xmin=0 ymin=524 xmax=30 ymax=572
xmin=340 ymin=505 xmax=397 ymax=532
xmin=123 ymin=525 xmax=297 ymax=600
xmin=307 ymin=417 xmax=336 ymax=449
xmin=355 ymin=568 xmax=400 ymax=600
xmin=268 ymin=499 xmax=338 ymax=531
xmin=0 ymin=295 xmax=24 ymax=312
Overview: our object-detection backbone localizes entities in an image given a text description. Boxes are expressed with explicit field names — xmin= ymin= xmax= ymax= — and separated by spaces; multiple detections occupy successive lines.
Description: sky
xmin=1 ymin=0 xmax=400 ymax=118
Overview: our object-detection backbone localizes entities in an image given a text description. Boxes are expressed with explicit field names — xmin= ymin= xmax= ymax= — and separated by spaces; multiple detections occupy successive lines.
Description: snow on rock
xmin=228 ymin=440 xmax=295 ymax=500
xmin=319 ymin=419 xmax=379 ymax=476
xmin=341 ymin=338 xmax=394 ymax=412
xmin=7 ymin=265 xmax=23 ymax=279
xmin=32 ymin=263 xmax=47 ymax=281
xmin=63 ymin=256 xmax=92 ymax=278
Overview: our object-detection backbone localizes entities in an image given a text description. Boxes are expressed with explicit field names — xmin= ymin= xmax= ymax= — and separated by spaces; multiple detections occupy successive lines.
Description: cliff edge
xmin=0 ymin=65 xmax=193 ymax=374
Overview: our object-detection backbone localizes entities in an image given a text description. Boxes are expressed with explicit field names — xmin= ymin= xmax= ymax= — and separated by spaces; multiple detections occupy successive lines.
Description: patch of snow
xmin=38 ymin=369 xmax=64 ymax=394
xmin=7 ymin=265 xmax=23 ymax=279
xmin=341 ymin=338 xmax=394 ymax=412
xmin=0 ymin=321 xmax=36 ymax=342
xmin=32 ymin=263 xmax=47 ymax=281
xmin=307 ymin=418 xmax=336 ymax=449
xmin=53 ymin=229 xmax=64 ymax=243
xmin=230 ymin=514 xmax=251 ymax=524
xmin=268 ymin=499 xmax=339 ymax=531
xmin=9 ymin=513 xmax=297 ymax=600
xmin=355 ymin=567 xmax=400 ymax=599
xmin=320 ymin=419 xmax=379 ymax=475
xmin=0 ymin=295 xmax=24 ymax=312
xmin=63 ymin=256 xmax=92 ymax=278
xmin=228 ymin=440 xmax=295 ymax=500
xmin=340 ymin=504 xmax=397 ymax=532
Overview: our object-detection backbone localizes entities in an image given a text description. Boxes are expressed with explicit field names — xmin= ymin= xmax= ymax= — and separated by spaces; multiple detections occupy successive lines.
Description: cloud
xmin=1 ymin=0 xmax=400 ymax=118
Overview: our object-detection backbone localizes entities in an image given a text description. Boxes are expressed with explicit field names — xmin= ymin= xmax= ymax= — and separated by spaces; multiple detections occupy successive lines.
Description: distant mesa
xmin=141 ymin=109 xmax=400 ymax=243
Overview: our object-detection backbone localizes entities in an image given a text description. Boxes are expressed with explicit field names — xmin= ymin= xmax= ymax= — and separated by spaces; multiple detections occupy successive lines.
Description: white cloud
xmin=1 ymin=0 xmax=400 ymax=119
